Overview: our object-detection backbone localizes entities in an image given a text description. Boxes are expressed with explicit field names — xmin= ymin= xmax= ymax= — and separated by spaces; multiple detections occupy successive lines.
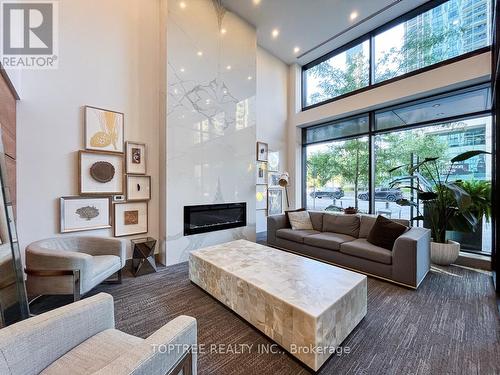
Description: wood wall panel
xmin=0 ymin=68 xmax=17 ymax=212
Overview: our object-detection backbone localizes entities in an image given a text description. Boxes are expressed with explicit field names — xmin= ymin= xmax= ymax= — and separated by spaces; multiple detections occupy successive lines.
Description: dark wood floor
xmin=67 ymin=259 xmax=499 ymax=375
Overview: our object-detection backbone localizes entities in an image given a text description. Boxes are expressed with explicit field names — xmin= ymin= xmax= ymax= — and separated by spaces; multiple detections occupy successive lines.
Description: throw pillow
xmin=285 ymin=208 xmax=306 ymax=227
xmin=288 ymin=211 xmax=314 ymax=230
xmin=323 ymin=213 xmax=360 ymax=237
xmin=367 ymin=215 xmax=408 ymax=250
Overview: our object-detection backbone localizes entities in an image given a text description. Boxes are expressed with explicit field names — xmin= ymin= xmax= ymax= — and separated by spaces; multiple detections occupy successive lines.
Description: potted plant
xmin=389 ymin=151 xmax=489 ymax=266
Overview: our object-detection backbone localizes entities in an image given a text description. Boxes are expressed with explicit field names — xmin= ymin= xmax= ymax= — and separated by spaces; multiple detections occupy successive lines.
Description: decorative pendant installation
xmin=90 ymin=161 xmax=115 ymax=183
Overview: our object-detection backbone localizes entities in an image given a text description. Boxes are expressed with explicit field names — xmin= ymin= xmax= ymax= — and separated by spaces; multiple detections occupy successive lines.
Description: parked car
xmin=357 ymin=188 xmax=403 ymax=202
xmin=310 ymin=187 xmax=344 ymax=199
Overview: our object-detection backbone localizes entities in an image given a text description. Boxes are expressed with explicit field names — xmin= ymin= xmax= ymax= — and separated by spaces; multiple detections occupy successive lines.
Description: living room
xmin=0 ymin=0 xmax=498 ymax=374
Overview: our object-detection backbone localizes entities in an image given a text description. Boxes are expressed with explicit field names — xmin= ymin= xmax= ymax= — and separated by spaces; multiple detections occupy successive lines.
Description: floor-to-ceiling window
xmin=303 ymin=84 xmax=493 ymax=254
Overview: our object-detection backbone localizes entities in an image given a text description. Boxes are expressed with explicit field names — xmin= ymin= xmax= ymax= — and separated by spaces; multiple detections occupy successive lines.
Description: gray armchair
xmin=0 ymin=293 xmax=197 ymax=375
xmin=25 ymin=237 xmax=126 ymax=301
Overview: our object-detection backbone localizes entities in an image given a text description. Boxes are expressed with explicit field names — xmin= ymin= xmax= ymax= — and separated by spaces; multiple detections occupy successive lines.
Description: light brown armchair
xmin=25 ymin=237 xmax=126 ymax=301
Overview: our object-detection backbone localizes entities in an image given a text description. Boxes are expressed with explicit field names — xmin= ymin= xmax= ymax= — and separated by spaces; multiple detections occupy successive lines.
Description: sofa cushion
xmin=284 ymin=208 xmax=306 ymax=227
xmin=288 ymin=211 xmax=314 ymax=230
xmin=367 ymin=215 xmax=408 ymax=250
xmin=308 ymin=211 xmax=324 ymax=232
xmin=276 ymin=229 xmax=319 ymax=243
xmin=40 ymin=329 xmax=142 ymax=375
xmin=359 ymin=215 xmax=410 ymax=238
xmin=304 ymin=232 xmax=356 ymax=251
xmin=340 ymin=239 xmax=392 ymax=265
xmin=323 ymin=214 xmax=360 ymax=237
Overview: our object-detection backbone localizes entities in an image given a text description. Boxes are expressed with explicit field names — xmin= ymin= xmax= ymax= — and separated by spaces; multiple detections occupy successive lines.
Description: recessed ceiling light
xmin=180 ymin=67 xmax=185 ymax=72
xmin=350 ymin=11 xmax=358 ymax=21
xmin=226 ymin=65 xmax=232 ymax=70
xmin=220 ymin=28 xmax=227 ymax=34
xmin=271 ymin=29 xmax=279 ymax=38
xmin=197 ymin=51 xmax=203 ymax=56
xmin=247 ymin=76 xmax=253 ymax=80
xmin=253 ymin=0 xmax=261 ymax=5
xmin=432 ymin=104 xmax=440 ymax=108
xmin=179 ymin=1 xmax=187 ymax=9
xmin=293 ymin=46 xmax=300 ymax=54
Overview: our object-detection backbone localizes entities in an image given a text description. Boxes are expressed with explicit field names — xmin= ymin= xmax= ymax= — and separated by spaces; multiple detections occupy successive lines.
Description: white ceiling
xmin=221 ymin=0 xmax=429 ymax=65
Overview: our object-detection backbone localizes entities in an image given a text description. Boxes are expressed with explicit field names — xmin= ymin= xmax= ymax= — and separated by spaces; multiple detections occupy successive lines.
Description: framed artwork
xmin=268 ymin=188 xmax=284 ymax=216
xmin=85 ymin=106 xmax=124 ymax=153
xmin=126 ymin=175 xmax=151 ymax=201
xmin=268 ymin=151 xmax=280 ymax=172
xmin=256 ymin=162 xmax=268 ymax=185
xmin=126 ymin=142 xmax=146 ymax=175
xmin=114 ymin=201 xmax=148 ymax=237
xmin=256 ymin=142 xmax=268 ymax=162
xmin=79 ymin=150 xmax=124 ymax=195
xmin=256 ymin=185 xmax=267 ymax=210
xmin=60 ymin=196 xmax=111 ymax=233
xmin=268 ymin=172 xmax=280 ymax=188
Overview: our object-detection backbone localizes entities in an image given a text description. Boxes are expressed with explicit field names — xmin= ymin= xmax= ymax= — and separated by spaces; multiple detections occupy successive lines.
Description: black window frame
xmin=302 ymin=0 xmax=493 ymax=111
xmin=301 ymin=83 xmax=493 ymax=255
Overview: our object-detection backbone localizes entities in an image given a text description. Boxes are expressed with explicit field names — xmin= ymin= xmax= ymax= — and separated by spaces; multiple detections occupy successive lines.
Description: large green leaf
xmin=450 ymin=150 xmax=490 ymax=163
xmin=417 ymin=191 xmax=438 ymax=201
xmin=444 ymin=182 xmax=471 ymax=210
xmin=395 ymin=198 xmax=418 ymax=207
xmin=388 ymin=164 xmax=409 ymax=173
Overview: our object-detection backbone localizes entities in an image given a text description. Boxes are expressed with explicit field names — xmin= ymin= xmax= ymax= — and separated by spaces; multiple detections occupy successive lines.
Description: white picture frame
xmin=268 ymin=172 xmax=280 ymax=188
xmin=79 ymin=150 xmax=124 ymax=195
xmin=256 ymin=162 xmax=268 ymax=185
xmin=60 ymin=196 xmax=111 ymax=233
xmin=126 ymin=175 xmax=151 ymax=201
xmin=126 ymin=141 xmax=147 ymax=175
xmin=268 ymin=188 xmax=283 ymax=216
xmin=256 ymin=142 xmax=268 ymax=162
xmin=114 ymin=201 xmax=148 ymax=237
xmin=85 ymin=106 xmax=124 ymax=153
xmin=268 ymin=151 xmax=280 ymax=172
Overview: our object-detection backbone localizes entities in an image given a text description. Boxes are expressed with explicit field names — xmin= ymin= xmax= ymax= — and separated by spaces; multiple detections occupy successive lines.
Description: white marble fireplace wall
xmin=166 ymin=0 xmax=257 ymax=265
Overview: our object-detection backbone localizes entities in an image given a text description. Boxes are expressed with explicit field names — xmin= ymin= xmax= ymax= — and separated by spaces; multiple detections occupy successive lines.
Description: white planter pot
xmin=430 ymin=240 xmax=460 ymax=266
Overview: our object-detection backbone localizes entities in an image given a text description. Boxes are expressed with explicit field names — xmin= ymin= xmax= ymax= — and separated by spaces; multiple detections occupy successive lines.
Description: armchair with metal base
xmin=25 ymin=237 xmax=126 ymax=301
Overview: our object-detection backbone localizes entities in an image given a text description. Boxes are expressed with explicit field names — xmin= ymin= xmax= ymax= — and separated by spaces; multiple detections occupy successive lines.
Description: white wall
xmin=286 ymin=52 xmax=492 ymax=208
xmin=256 ymin=47 xmax=288 ymax=233
xmin=15 ymin=0 xmax=161 ymax=258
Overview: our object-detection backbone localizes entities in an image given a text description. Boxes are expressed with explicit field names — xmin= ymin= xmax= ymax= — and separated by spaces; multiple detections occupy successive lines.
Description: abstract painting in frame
xmin=85 ymin=106 xmax=124 ymax=153
xmin=60 ymin=196 xmax=111 ymax=233
xmin=79 ymin=150 xmax=124 ymax=195
xmin=126 ymin=175 xmax=151 ymax=201
xmin=114 ymin=201 xmax=148 ymax=237
xmin=268 ymin=188 xmax=283 ymax=216
xmin=126 ymin=141 xmax=147 ymax=175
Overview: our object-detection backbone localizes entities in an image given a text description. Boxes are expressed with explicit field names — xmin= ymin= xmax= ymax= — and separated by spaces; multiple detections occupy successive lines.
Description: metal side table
xmin=131 ymin=237 xmax=157 ymax=276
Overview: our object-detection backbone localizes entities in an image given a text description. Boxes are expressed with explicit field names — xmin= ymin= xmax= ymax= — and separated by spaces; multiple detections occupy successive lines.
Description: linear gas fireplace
xmin=184 ymin=202 xmax=247 ymax=236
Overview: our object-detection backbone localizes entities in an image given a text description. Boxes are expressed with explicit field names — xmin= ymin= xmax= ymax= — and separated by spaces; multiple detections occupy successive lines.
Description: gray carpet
xmin=86 ymin=260 xmax=500 ymax=375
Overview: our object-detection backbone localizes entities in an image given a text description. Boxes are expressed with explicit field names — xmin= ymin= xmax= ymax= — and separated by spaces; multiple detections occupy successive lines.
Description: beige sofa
xmin=0 ymin=293 xmax=197 ymax=375
xmin=267 ymin=212 xmax=431 ymax=288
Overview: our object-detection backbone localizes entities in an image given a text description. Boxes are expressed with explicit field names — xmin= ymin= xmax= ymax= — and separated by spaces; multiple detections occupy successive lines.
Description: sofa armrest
xmin=267 ymin=214 xmax=289 ymax=245
xmin=0 ymin=293 xmax=114 ymax=375
xmin=95 ymin=316 xmax=197 ymax=375
xmin=392 ymin=227 xmax=431 ymax=287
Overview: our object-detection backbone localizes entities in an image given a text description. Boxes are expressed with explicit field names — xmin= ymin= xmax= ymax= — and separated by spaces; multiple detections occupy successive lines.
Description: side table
xmin=131 ymin=237 xmax=157 ymax=276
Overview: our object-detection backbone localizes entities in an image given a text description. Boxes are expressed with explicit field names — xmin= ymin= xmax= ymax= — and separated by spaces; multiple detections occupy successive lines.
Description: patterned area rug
xmin=86 ymin=261 xmax=500 ymax=375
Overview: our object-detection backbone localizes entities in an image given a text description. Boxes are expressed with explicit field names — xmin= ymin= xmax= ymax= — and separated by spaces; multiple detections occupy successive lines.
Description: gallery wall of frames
xmin=256 ymin=141 xmax=285 ymax=218
xmin=59 ymin=105 xmax=151 ymax=237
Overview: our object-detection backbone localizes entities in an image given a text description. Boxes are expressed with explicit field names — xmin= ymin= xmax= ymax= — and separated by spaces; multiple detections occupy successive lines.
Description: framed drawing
xmin=126 ymin=141 xmax=146 ymax=174
xmin=126 ymin=175 xmax=151 ymax=201
xmin=268 ymin=172 xmax=280 ymax=188
xmin=60 ymin=196 xmax=111 ymax=233
xmin=268 ymin=188 xmax=283 ymax=216
xmin=114 ymin=201 xmax=148 ymax=237
xmin=256 ymin=185 xmax=267 ymax=210
xmin=85 ymin=106 xmax=124 ymax=153
xmin=79 ymin=150 xmax=124 ymax=195
xmin=268 ymin=151 xmax=279 ymax=172
xmin=256 ymin=142 xmax=268 ymax=162
xmin=256 ymin=162 xmax=268 ymax=185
